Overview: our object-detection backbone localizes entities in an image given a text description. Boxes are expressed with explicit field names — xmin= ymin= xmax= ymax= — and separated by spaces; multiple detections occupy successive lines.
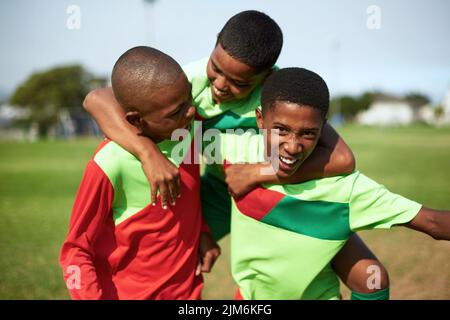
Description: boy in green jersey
xmin=217 ymin=67 xmax=450 ymax=299
xmin=82 ymin=11 xmax=390 ymax=299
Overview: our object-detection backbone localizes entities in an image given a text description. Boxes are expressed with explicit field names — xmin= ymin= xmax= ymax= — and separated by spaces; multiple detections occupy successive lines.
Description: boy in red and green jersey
xmin=216 ymin=68 xmax=450 ymax=299
xmin=82 ymin=11 xmax=391 ymax=299
xmin=60 ymin=47 xmax=220 ymax=300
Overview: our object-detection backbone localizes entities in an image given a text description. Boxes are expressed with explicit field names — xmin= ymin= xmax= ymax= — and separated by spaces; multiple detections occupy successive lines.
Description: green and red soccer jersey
xmin=59 ymin=125 xmax=205 ymax=300
xmin=218 ymin=132 xmax=422 ymax=300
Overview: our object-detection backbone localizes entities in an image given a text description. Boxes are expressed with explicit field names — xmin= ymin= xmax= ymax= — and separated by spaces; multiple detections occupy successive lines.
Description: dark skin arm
xmin=330 ymin=206 xmax=450 ymax=296
xmin=292 ymin=203 xmax=450 ymax=297
xmin=225 ymin=123 xmax=355 ymax=197
xmin=83 ymin=87 xmax=180 ymax=209
xmin=403 ymin=207 xmax=450 ymax=240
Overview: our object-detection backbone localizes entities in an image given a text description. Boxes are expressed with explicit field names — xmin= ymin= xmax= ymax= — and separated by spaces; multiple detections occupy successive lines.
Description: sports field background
xmin=0 ymin=125 xmax=449 ymax=299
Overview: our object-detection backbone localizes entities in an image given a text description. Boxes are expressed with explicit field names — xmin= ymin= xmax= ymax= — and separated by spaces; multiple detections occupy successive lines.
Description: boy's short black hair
xmin=261 ymin=68 xmax=330 ymax=118
xmin=217 ymin=10 xmax=283 ymax=73
xmin=111 ymin=46 xmax=183 ymax=113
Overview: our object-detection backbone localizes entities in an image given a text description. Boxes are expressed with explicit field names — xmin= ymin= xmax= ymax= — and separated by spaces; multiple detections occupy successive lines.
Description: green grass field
xmin=1 ymin=125 xmax=449 ymax=299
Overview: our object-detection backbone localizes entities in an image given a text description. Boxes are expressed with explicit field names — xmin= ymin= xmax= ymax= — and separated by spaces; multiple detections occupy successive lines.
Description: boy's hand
xmin=224 ymin=163 xmax=267 ymax=198
xmin=140 ymin=149 xmax=181 ymax=210
xmin=196 ymin=232 xmax=221 ymax=276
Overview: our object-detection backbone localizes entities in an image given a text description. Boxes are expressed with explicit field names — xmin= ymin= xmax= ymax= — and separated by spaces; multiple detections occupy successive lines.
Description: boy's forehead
xmin=265 ymin=102 xmax=323 ymax=127
xmin=148 ymin=76 xmax=191 ymax=111
xmin=211 ymin=44 xmax=262 ymax=81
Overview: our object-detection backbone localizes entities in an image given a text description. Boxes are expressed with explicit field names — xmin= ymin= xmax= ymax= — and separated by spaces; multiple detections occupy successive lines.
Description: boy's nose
xmin=214 ymin=75 xmax=228 ymax=91
xmin=284 ymin=139 xmax=302 ymax=155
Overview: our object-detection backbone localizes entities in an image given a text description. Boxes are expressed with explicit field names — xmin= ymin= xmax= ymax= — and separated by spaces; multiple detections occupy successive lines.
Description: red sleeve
xmin=59 ymin=160 xmax=114 ymax=300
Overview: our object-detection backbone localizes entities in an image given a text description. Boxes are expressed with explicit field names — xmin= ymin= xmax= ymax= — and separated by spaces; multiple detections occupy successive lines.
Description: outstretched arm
xmin=225 ymin=123 xmax=355 ymax=197
xmin=404 ymin=207 xmax=450 ymax=240
xmin=83 ymin=88 xmax=180 ymax=209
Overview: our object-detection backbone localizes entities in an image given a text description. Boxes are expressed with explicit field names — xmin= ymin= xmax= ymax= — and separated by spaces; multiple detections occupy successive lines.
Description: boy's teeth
xmin=280 ymin=156 xmax=297 ymax=165
xmin=213 ymin=86 xmax=226 ymax=96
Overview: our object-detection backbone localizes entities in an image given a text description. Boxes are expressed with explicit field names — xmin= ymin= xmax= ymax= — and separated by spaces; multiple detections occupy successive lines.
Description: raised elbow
xmin=83 ymin=89 xmax=101 ymax=114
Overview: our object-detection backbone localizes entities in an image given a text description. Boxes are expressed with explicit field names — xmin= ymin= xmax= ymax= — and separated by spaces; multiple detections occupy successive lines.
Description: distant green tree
xmin=10 ymin=65 xmax=92 ymax=137
xmin=330 ymin=92 xmax=378 ymax=121
xmin=434 ymin=105 xmax=444 ymax=118
xmin=405 ymin=92 xmax=430 ymax=108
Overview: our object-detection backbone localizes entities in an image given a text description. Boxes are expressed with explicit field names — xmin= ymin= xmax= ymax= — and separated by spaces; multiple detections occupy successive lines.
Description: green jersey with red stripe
xmin=60 ymin=124 xmax=205 ymax=300
xmin=219 ymin=132 xmax=422 ymax=299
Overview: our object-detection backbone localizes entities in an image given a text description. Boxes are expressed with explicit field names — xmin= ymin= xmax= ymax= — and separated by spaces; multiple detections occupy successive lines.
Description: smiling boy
xmin=218 ymin=67 xmax=450 ymax=299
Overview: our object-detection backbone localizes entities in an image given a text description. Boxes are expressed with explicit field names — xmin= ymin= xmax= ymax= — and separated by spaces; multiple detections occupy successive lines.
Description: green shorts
xmin=201 ymin=172 xmax=232 ymax=241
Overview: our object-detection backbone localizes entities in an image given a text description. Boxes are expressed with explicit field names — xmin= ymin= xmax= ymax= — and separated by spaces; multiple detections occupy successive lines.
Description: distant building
xmin=0 ymin=104 xmax=30 ymax=140
xmin=357 ymin=96 xmax=414 ymax=126
xmin=356 ymin=95 xmax=433 ymax=126
xmin=0 ymin=104 xmax=28 ymax=124
xmin=417 ymin=104 xmax=436 ymax=125
xmin=54 ymin=109 xmax=101 ymax=138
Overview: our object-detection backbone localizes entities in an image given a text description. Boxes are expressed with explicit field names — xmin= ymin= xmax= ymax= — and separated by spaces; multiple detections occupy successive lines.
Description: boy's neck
xmin=141 ymin=132 xmax=164 ymax=144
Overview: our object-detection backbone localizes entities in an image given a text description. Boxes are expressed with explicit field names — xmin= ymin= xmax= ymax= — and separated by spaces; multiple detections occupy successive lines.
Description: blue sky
xmin=1 ymin=0 xmax=449 ymax=103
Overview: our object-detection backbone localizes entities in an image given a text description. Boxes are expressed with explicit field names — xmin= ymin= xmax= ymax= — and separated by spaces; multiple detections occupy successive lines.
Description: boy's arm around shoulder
xmin=83 ymin=87 xmax=181 ymax=209
xmin=224 ymin=124 xmax=355 ymax=198
xmin=282 ymin=122 xmax=355 ymax=183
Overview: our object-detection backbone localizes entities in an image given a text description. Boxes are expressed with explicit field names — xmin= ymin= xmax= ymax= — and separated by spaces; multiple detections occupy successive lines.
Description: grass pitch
xmin=0 ymin=125 xmax=449 ymax=299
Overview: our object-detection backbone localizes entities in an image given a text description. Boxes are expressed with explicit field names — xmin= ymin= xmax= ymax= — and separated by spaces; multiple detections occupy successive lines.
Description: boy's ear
xmin=125 ymin=111 xmax=143 ymax=130
xmin=255 ymin=108 xmax=264 ymax=129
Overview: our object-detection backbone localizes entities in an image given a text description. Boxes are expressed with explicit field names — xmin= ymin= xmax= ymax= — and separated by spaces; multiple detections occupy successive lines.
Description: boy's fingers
xmin=168 ymin=182 xmax=177 ymax=206
xmin=175 ymin=175 xmax=182 ymax=199
xmin=150 ymin=182 xmax=158 ymax=206
xmin=195 ymin=255 xmax=202 ymax=276
xmin=159 ymin=183 xmax=169 ymax=210
xmin=201 ymin=252 xmax=217 ymax=273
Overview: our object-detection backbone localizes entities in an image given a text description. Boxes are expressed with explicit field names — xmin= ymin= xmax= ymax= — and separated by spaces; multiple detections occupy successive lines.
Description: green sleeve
xmin=349 ymin=172 xmax=422 ymax=231
xmin=181 ymin=58 xmax=211 ymax=100
xmin=203 ymin=132 xmax=265 ymax=165
xmin=182 ymin=57 xmax=208 ymax=82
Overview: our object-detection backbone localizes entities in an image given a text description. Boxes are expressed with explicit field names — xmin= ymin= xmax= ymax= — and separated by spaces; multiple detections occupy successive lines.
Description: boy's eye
xmin=211 ymin=63 xmax=220 ymax=74
xmin=169 ymin=109 xmax=181 ymax=117
xmin=234 ymin=82 xmax=250 ymax=88
xmin=169 ymin=104 xmax=187 ymax=117
xmin=303 ymin=131 xmax=317 ymax=139
xmin=274 ymin=127 xmax=288 ymax=135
